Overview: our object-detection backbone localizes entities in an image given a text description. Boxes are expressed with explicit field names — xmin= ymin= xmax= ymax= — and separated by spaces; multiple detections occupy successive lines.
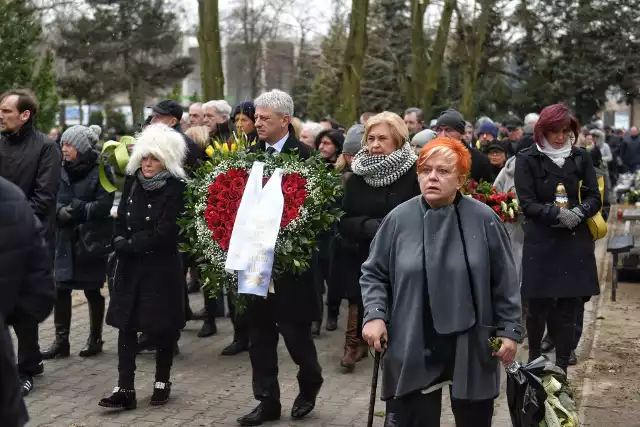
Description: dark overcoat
xmin=105 ymin=174 xmax=186 ymax=333
xmin=246 ymin=129 xmax=319 ymax=323
xmin=515 ymin=146 xmax=601 ymax=299
xmin=337 ymin=163 xmax=421 ymax=300
xmin=54 ymin=159 xmax=114 ymax=288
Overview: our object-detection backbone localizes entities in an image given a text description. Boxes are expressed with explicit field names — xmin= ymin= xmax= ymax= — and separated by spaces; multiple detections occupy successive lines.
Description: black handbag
xmin=454 ymin=204 xmax=498 ymax=370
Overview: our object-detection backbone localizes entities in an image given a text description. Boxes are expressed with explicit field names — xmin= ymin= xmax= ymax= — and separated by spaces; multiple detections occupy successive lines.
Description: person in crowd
xmin=180 ymin=113 xmax=190 ymax=130
xmin=232 ymin=101 xmax=258 ymax=143
xmin=42 ymin=125 xmax=114 ymax=360
xmin=0 ymin=314 xmax=29 ymax=427
xmin=0 ymin=89 xmax=60 ymax=395
xmin=188 ymin=103 xmax=205 ymax=127
xmin=604 ymin=125 xmax=625 ymax=185
xmin=403 ymin=107 xmax=425 ymax=137
xmin=515 ymin=104 xmax=601 ymax=374
xmin=339 ymin=112 xmax=420 ymax=426
xmin=149 ymin=100 xmax=205 ymax=173
xmin=360 ymin=136 xmax=521 ymax=427
xmin=204 ymin=100 xmax=233 ymax=143
xmin=291 ymin=117 xmax=304 ymax=139
xmin=410 ymin=128 xmax=436 ymax=154
xmin=310 ymin=129 xmax=345 ymax=337
xmin=185 ymin=126 xmax=210 ymax=151
xmin=435 ymin=109 xmax=494 ymax=183
xmin=462 ymin=121 xmax=474 ymax=146
xmin=48 ymin=127 xmax=60 ymax=140
xmin=486 ymin=143 xmax=507 ymax=179
xmin=502 ymin=119 xmax=524 ymax=157
xmin=589 ymin=129 xmax=613 ymax=169
xmin=475 ymin=121 xmax=498 ymax=153
xmin=299 ymin=122 xmax=325 ymax=149
xmin=99 ymin=124 xmax=188 ymax=409
xmin=327 ymin=125 xmax=364 ymax=334
xmin=320 ymin=116 xmax=342 ymax=131
xmin=240 ymin=89 xmax=323 ymax=426
xmin=360 ymin=112 xmax=374 ymax=126
xmin=515 ymin=113 xmax=539 ymax=153
xmin=622 ymin=127 xmax=640 ymax=171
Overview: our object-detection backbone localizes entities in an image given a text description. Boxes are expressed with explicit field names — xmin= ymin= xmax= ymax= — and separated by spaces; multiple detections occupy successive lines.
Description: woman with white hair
xmin=99 ymin=124 xmax=187 ymax=410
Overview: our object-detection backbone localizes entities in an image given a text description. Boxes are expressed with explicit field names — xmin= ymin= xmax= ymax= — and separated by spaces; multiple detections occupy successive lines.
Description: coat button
xmin=127 ymin=212 xmax=130 ymax=216
xmin=145 ymin=217 xmax=150 ymax=221
xmin=128 ymin=199 xmax=132 ymax=204
xmin=127 ymin=227 xmax=131 ymax=231
xmin=148 ymin=204 xmax=152 ymax=208
xmin=572 ymin=232 xmax=576 ymax=236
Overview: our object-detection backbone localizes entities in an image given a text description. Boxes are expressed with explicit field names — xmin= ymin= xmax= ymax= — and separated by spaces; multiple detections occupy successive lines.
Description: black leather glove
xmin=113 ymin=236 xmax=133 ymax=254
xmin=56 ymin=206 xmax=74 ymax=225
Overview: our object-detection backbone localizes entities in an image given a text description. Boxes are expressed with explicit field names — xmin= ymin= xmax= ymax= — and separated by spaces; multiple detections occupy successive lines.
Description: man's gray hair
xmin=203 ymin=100 xmax=232 ymax=118
xmin=404 ymin=107 xmax=424 ymax=122
xmin=254 ymin=89 xmax=294 ymax=116
xmin=302 ymin=122 xmax=325 ymax=139
xmin=524 ymin=113 xmax=539 ymax=125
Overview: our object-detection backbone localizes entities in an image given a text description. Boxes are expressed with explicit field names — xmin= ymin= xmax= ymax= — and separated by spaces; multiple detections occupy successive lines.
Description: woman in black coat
xmin=42 ymin=125 xmax=114 ymax=360
xmin=337 ymin=113 xmax=420 ymax=375
xmin=515 ymin=104 xmax=601 ymax=374
xmin=99 ymin=124 xmax=187 ymax=410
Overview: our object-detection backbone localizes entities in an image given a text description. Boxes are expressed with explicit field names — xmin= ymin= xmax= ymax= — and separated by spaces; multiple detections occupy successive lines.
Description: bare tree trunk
xmin=409 ymin=0 xmax=429 ymax=107
xmin=336 ymin=0 xmax=369 ymax=127
xmin=198 ymin=0 xmax=225 ymax=100
xmin=459 ymin=0 xmax=492 ymax=118
xmin=422 ymin=0 xmax=455 ymax=120
xmin=129 ymin=79 xmax=145 ymax=127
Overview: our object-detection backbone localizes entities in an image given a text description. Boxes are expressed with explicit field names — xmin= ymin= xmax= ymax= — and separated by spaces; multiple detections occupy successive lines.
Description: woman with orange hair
xmin=361 ymin=137 xmax=522 ymax=426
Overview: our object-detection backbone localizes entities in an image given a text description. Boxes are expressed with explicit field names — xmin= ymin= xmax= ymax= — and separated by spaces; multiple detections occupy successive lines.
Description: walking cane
xmin=367 ymin=339 xmax=386 ymax=427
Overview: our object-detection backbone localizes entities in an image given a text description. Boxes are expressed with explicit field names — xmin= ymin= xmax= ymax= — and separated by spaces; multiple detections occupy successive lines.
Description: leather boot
xmin=42 ymin=293 xmax=71 ymax=359
xmin=198 ymin=295 xmax=218 ymax=338
xmin=340 ymin=304 xmax=359 ymax=372
xmin=355 ymin=339 xmax=369 ymax=362
xmin=79 ymin=296 xmax=105 ymax=357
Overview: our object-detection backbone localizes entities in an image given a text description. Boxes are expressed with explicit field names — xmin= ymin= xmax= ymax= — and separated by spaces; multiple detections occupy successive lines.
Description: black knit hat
xmin=435 ymin=109 xmax=466 ymax=134
xmin=232 ymin=101 xmax=256 ymax=123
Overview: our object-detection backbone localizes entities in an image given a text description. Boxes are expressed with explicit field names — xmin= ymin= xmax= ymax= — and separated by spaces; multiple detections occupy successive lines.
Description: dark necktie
xmin=266 ymin=146 xmax=276 ymax=156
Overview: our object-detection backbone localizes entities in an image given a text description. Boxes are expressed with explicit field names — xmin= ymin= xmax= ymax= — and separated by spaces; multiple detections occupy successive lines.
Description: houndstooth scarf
xmin=351 ymin=142 xmax=418 ymax=187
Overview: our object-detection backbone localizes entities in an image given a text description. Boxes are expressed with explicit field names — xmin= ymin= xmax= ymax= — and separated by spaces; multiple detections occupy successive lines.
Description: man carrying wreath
xmin=237 ymin=89 xmax=323 ymax=426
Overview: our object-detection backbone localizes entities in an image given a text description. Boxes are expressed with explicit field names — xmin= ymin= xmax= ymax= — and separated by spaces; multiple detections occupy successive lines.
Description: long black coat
xmin=54 ymin=158 xmax=114 ymax=289
xmin=105 ymin=175 xmax=186 ymax=333
xmin=0 ymin=119 xmax=61 ymax=253
xmin=246 ymin=129 xmax=318 ymax=322
xmin=0 ymin=176 xmax=53 ymax=324
xmin=337 ymin=163 xmax=421 ymax=300
xmin=515 ymin=146 xmax=601 ymax=299
xmin=0 ymin=317 xmax=28 ymax=427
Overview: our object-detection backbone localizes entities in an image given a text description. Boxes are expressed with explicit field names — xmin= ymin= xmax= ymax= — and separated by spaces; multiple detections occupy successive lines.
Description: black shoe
xmin=237 ymin=402 xmax=281 ymax=426
xmin=42 ymin=337 xmax=70 ymax=359
xmin=291 ymin=393 xmax=317 ymax=419
xmin=137 ymin=334 xmax=156 ymax=353
xmin=190 ymin=308 xmax=207 ymax=321
xmin=98 ymin=387 xmax=137 ymax=410
xmin=311 ymin=321 xmax=321 ymax=338
xmin=197 ymin=320 xmax=217 ymax=338
xmin=221 ymin=339 xmax=249 ymax=356
xmin=79 ymin=336 xmax=103 ymax=358
xmin=568 ymin=350 xmax=578 ymax=366
xmin=384 ymin=412 xmax=397 ymax=427
xmin=541 ymin=335 xmax=555 ymax=353
xmin=150 ymin=381 xmax=171 ymax=405
xmin=20 ymin=375 xmax=34 ymax=397
xmin=326 ymin=316 xmax=338 ymax=331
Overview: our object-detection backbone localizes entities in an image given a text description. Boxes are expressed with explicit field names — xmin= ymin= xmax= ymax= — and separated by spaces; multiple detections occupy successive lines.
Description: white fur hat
xmin=126 ymin=123 xmax=187 ymax=179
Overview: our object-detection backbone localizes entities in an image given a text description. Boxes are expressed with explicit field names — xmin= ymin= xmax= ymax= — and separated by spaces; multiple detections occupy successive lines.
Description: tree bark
xmin=336 ymin=0 xmax=369 ymax=127
xmin=198 ymin=0 xmax=225 ymax=101
xmin=459 ymin=0 xmax=492 ymax=119
xmin=409 ymin=0 xmax=429 ymax=107
xmin=422 ymin=0 xmax=455 ymax=120
xmin=129 ymin=79 xmax=145 ymax=127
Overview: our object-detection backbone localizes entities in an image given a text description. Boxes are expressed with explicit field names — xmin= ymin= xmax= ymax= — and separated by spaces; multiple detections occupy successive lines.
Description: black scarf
xmin=64 ymin=150 xmax=98 ymax=183
xmin=1 ymin=118 xmax=35 ymax=144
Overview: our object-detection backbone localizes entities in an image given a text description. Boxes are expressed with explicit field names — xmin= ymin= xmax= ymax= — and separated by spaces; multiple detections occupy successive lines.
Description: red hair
xmin=534 ymin=104 xmax=580 ymax=146
xmin=418 ymin=137 xmax=471 ymax=177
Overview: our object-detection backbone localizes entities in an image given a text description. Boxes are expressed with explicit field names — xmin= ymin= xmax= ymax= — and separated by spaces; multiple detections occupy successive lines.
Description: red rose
xmin=213 ymin=226 xmax=226 ymax=242
xmin=216 ymin=199 xmax=229 ymax=212
xmin=231 ymin=177 xmax=247 ymax=191
xmin=227 ymin=189 xmax=241 ymax=201
xmin=492 ymin=205 xmax=501 ymax=214
xmin=205 ymin=209 xmax=222 ymax=228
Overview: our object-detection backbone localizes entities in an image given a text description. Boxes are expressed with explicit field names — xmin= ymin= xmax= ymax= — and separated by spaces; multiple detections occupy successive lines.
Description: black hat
xmin=435 ymin=109 xmax=466 ymax=134
xmin=232 ymin=101 xmax=256 ymax=123
xmin=504 ymin=118 xmax=523 ymax=130
xmin=486 ymin=143 xmax=506 ymax=154
xmin=150 ymin=100 xmax=183 ymax=122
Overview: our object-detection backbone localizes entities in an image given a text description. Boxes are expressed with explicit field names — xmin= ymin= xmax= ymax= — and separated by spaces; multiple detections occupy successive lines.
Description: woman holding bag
xmin=361 ymin=137 xmax=522 ymax=426
xmin=515 ymin=104 xmax=601 ymax=374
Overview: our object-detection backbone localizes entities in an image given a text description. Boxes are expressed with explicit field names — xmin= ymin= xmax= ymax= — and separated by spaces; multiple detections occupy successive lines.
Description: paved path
xmin=18 ymin=292 xmax=590 ymax=427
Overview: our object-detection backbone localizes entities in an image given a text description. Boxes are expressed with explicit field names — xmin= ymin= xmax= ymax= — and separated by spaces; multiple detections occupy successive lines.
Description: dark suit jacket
xmin=247 ymin=128 xmax=317 ymax=323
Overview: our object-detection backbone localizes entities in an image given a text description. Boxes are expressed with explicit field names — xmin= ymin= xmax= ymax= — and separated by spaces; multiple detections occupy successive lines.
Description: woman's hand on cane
xmin=363 ymin=319 xmax=388 ymax=352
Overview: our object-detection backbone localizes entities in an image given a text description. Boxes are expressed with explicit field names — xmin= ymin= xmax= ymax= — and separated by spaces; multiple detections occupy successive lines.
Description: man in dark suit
xmin=239 ymin=90 xmax=322 ymax=426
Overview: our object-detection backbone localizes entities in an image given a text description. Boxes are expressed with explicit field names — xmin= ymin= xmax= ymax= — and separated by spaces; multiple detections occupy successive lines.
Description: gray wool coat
xmin=361 ymin=195 xmax=523 ymax=401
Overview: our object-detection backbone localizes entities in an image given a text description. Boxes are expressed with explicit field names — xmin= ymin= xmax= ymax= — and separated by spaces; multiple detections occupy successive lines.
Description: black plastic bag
xmin=506 ymin=356 xmax=557 ymax=427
